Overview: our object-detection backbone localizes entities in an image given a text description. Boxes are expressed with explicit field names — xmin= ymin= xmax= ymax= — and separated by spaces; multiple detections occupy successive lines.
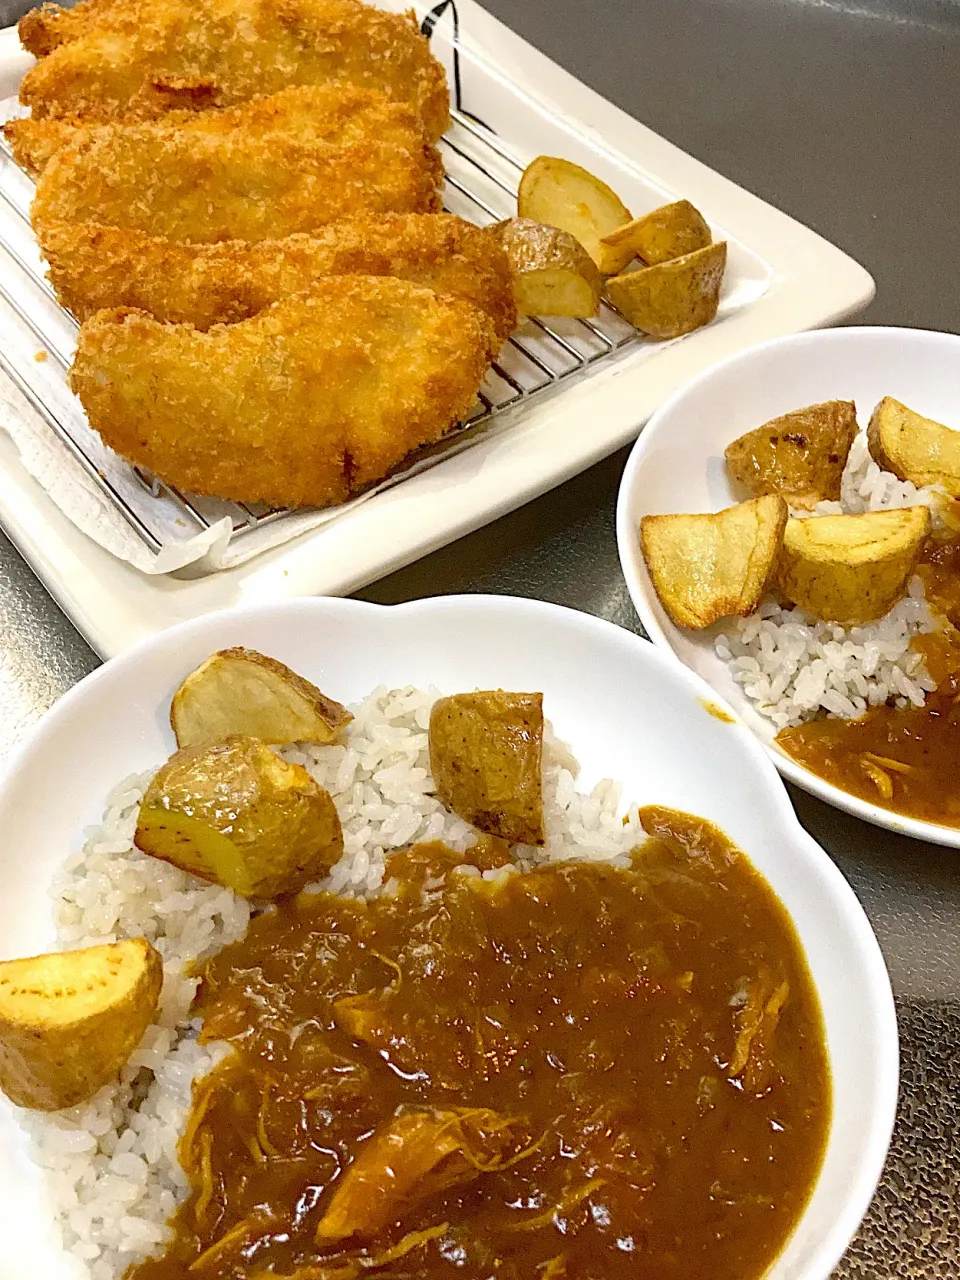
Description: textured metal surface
xmin=841 ymin=999 xmax=960 ymax=1277
xmin=0 ymin=0 xmax=32 ymax=27
xmin=1 ymin=0 xmax=960 ymax=1273
xmin=0 ymin=528 xmax=97 ymax=761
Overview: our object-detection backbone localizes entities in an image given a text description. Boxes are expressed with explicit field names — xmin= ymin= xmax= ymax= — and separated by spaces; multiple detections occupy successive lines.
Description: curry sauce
xmin=128 ymin=810 xmax=830 ymax=1280
xmin=776 ymin=537 xmax=960 ymax=826
xmin=778 ymin=671 xmax=960 ymax=825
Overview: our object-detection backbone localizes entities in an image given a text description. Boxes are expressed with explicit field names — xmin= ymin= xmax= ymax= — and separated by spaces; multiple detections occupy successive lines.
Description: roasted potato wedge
xmin=867 ymin=397 xmax=960 ymax=497
xmin=641 ymin=495 xmax=788 ymax=629
xmin=429 ymin=691 xmax=544 ymax=846
xmin=517 ymin=156 xmax=631 ymax=266
xmin=135 ymin=735 xmax=343 ymax=898
xmin=596 ymin=199 xmax=711 ymax=275
xmin=777 ymin=507 xmax=931 ymax=625
xmin=491 ymin=218 xmax=602 ymax=317
xmin=725 ymin=400 xmax=858 ymax=508
xmin=931 ymin=492 xmax=960 ymax=537
xmin=605 ymin=242 xmax=727 ymax=339
xmin=171 ymin=647 xmax=351 ymax=748
xmin=0 ymin=938 xmax=162 ymax=1111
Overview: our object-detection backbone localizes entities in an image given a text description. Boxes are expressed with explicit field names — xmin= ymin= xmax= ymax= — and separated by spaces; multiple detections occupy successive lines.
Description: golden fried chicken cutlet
xmin=18 ymin=0 xmax=450 ymax=141
xmin=71 ymin=278 xmax=497 ymax=509
xmin=32 ymin=126 xmax=442 ymax=243
xmin=18 ymin=0 xmax=120 ymax=55
xmin=6 ymin=83 xmax=432 ymax=177
xmin=40 ymin=214 xmax=518 ymax=345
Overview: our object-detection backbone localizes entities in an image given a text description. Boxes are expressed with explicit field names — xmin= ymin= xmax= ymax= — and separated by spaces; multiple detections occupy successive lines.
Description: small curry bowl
xmin=617 ymin=324 xmax=960 ymax=849
xmin=0 ymin=596 xmax=896 ymax=1277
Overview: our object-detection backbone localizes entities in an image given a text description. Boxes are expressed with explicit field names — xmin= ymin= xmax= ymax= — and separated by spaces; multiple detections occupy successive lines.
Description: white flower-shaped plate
xmin=0 ymin=595 xmax=895 ymax=1279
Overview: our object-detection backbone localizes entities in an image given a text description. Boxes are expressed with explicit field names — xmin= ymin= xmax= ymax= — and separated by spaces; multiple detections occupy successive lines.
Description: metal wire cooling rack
xmin=0 ymin=105 xmax=638 ymax=560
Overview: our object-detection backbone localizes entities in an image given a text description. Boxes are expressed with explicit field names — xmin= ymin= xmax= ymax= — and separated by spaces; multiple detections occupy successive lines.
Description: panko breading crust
xmin=5 ymin=83 xmax=433 ymax=177
xmin=19 ymin=0 xmax=121 ymax=56
xmin=32 ymin=126 xmax=442 ymax=243
xmin=41 ymin=214 xmax=518 ymax=346
xmin=18 ymin=0 xmax=451 ymax=141
xmin=70 ymin=277 xmax=498 ymax=509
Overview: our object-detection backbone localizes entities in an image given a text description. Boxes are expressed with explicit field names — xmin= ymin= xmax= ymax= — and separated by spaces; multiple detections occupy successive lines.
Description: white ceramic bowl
xmin=617 ymin=325 xmax=960 ymax=848
xmin=0 ymin=596 xmax=896 ymax=1280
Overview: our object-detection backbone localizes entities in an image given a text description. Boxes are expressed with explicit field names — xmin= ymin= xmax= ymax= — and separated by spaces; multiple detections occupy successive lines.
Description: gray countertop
xmin=1 ymin=0 xmax=960 ymax=1271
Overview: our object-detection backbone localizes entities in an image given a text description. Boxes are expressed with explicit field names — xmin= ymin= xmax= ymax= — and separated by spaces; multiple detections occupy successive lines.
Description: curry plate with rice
xmin=638 ymin=392 xmax=960 ymax=830
xmin=0 ymin=643 xmax=830 ymax=1280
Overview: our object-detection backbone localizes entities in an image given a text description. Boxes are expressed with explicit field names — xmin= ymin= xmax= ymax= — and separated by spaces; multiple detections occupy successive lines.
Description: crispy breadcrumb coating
xmin=32 ymin=125 xmax=442 ymax=243
xmin=5 ymin=83 xmax=432 ymax=177
xmin=19 ymin=0 xmax=120 ymax=56
xmin=40 ymin=214 xmax=517 ymax=346
xmin=18 ymin=0 xmax=450 ymax=141
xmin=70 ymin=278 xmax=497 ymax=509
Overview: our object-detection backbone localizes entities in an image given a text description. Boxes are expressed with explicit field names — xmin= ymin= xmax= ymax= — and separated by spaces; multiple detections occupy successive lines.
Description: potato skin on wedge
xmin=0 ymin=938 xmax=162 ymax=1111
xmin=517 ymin=155 xmax=631 ymax=267
xmin=868 ymin=397 xmax=960 ymax=497
xmin=136 ymin=735 xmax=343 ymax=898
xmin=725 ymin=400 xmax=858 ymax=508
xmin=776 ymin=507 xmax=930 ymax=625
xmin=641 ymin=495 xmax=788 ymax=629
xmin=597 ymin=199 xmax=711 ymax=275
xmin=429 ymin=691 xmax=544 ymax=846
xmin=171 ymin=647 xmax=351 ymax=748
xmin=491 ymin=218 xmax=601 ymax=318
xmin=605 ymin=242 xmax=726 ymax=339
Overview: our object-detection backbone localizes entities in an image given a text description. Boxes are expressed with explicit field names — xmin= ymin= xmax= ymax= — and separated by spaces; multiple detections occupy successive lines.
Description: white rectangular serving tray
xmin=0 ymin=2 xmax=875 ymax=658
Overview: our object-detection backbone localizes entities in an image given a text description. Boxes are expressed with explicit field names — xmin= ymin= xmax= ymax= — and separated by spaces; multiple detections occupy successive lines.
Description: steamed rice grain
xmin=717 ymin=430 xmax=946 ymax=729
xmin=18 ymin=684 xmax=644 ymax=1279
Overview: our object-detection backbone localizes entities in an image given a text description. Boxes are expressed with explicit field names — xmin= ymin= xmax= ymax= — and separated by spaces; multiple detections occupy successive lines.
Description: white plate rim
xmin=0 ymin=1 xmax=874 ymax=659
xmin=615 ymin=322 xmax=960 ymax=849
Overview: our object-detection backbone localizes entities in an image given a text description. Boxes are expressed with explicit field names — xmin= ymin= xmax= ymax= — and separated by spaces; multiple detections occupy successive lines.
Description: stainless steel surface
xmin=0 ymin=0 xmax=959 ymax=1272
xmin=0 ymin=0 xmax=32 ymax=29
xmin=0 ymin=108 xmax=635 ymax=559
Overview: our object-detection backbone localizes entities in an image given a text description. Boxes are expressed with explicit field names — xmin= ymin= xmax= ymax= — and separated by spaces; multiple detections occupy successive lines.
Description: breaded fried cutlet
xmin=32 ymin=127 xmax=442 ymax=243
xmin=18 ymin=0 xmax=120 ymax=56
xmin=40 ymin=214 xmax=518 ymax=345
xmin=70 ymin=277 xmax=497 ymax=509
xmin=18 ymin=0 xmax=450 ymax=141
xmin=6 ymin=83 xmax=432 ymax=177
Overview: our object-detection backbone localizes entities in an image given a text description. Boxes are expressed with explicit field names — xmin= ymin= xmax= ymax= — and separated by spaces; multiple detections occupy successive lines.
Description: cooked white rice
xmin=717 ymin=430 xmax=946 ymax=729
xmin=811 ymin=430 xmax=943 ymax=519
xmin=19 ymin=685 xmax=644 ymax=1279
